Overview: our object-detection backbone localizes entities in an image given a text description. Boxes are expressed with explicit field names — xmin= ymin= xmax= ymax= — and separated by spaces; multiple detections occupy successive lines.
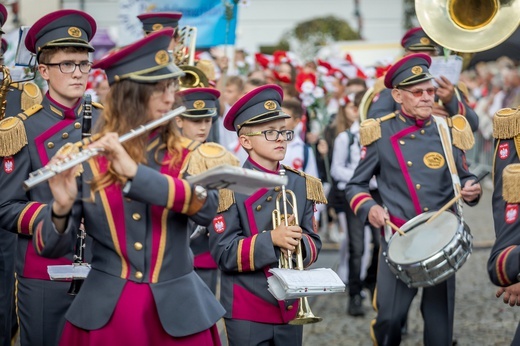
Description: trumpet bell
xmin=289 ymin=297 xmax=323 ymax=325
xmin=415 ymin=0 xmax=520 ymax=52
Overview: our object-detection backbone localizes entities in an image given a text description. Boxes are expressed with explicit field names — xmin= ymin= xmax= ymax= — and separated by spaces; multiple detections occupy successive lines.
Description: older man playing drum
xmin=346 ymin=53 xmax=481 ymax=346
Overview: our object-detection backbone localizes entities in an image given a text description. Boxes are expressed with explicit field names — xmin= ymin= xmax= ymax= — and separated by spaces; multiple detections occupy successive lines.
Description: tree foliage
xmin=292 ymin=16 xmax=360 ymax=43
xmin=274 ymin=16 xmax=360 ymax=59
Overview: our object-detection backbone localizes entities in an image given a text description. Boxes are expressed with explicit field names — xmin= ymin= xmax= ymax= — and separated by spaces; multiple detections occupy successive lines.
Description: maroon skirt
xmin=59 ymin=281 xmax=221 ymax=346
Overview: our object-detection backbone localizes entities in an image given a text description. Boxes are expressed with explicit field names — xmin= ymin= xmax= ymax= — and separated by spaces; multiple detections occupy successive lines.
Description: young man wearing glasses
xmin=346 ymin=53 xmax=482 ymax=345
xmin=0 ymin=9 xmax=102 ymax=346
xmin=207 ymin=84 xmax=325 ymax=346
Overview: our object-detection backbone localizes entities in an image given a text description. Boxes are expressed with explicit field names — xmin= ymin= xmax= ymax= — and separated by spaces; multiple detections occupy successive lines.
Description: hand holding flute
xmin=23 ymin=107 xmax=186 ymax=190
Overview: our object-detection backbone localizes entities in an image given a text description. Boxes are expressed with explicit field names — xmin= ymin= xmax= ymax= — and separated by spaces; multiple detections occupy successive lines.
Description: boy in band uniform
xmin=175 ymin=87 xmax=239 ymax=294
xmin=208 ymin=84 xmax=325 ymax=346
xmin=0 ymin=9 xmax=102 ymax=345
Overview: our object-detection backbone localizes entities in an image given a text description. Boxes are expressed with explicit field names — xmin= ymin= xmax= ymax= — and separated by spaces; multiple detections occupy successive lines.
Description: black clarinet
xmin=68 ymin=95 xmax=92 ymax=295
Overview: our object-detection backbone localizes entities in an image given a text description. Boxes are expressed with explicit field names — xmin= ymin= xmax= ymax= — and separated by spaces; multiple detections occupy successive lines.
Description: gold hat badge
xmin=264 ymin=100 xmax=277 ymax=110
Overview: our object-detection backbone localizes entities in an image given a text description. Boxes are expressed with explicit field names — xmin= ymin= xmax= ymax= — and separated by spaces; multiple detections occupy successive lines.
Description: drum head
xmin=388 ymin=211 xmax=459 ymax=264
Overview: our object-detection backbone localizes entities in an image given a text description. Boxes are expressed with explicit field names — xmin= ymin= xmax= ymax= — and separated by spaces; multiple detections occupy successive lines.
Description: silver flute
xmin=23 ymin=106 xmax=186 ymax=191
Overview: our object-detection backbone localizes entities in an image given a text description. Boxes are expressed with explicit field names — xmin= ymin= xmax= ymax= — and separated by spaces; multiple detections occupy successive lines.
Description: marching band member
xmin=35 ymin=28 xmax=225 ymax=345
xmin=138 ymin=11 xmax=183 ymax=51
xmin=366 ymin=27 xmax=479 ymax=133
xmin=0 ymin=4 xmax=43 ymax=345
xmin=487 ymin=107 xmax=520 ymax=344
xmin=346 ymin=54 xmax=481 ymax=345
xmin=0 ymin=10 xmax=101 ymax=345
xmin=208 ymin=84 xmax=325 ymax=346
xmin=175 ymin=87 xmax=240 ymax=295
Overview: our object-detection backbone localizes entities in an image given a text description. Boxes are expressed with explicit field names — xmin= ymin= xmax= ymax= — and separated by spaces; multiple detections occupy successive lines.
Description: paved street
xmin=303 ymin=181 xmax=520 ymax=345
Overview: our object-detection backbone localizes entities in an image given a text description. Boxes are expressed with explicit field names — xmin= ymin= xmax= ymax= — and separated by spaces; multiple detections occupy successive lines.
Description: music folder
xmin=185 ymin=164 xmax=288 ymax=195
xmin=267 ymin=268 xmax=346 ymax=300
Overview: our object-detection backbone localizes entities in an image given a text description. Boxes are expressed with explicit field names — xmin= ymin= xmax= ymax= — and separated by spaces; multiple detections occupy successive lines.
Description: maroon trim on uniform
xmin=149 ymin=149 xmax=189 ymax=281
xmin=98 ymin=156 xmax=130 ymax=279
xmin=59 ymin=281 xmax=221 ymax=345
xmin=23 ymin=242 xmax=71 ymax=279
xmin=194 ymin=252 xmax=217 ymax=269
xmin=390 ymin=126 xmax=423 ymax=215
xmin=34 ymin=119 xmax=74 ymax=166
xmin=231 ymin=283 xmax=297 ymax=324
xmin=497 ymin=245 xmax=516 ymax=286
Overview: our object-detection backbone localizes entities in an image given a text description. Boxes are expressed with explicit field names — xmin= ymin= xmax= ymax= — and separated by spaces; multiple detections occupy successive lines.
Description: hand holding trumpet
xmin=271 ymin=214 xmax=302 ymax=254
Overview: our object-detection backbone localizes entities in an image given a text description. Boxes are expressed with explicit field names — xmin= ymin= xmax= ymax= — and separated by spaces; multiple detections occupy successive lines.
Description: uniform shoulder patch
xmin=449 ymin=114 xmax=474 ymax=150
xmin=503 ymin=164 xmax=520 ymax=204
xmin=92 ymin=101 xmax=104 ymax=109
xmin=359 ymin=112 xmax=396 ymax=146
xmin=0 ymin=105 xmax=43 ymax=156
xmin=185 ymin=142 xmax=240 ymax=176
xmin=22 ymin=104 xmax=43 ymax=118
xmin=21 ymin=82 xmax=43 ymax=111
xmin=493 ymin=108 xmax=520 ymax=139
xmin=282 ymin=165 xmax=327 ymax=204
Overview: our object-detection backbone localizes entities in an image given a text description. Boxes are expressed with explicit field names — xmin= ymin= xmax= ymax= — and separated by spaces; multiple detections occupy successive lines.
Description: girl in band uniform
xmin=34 ymin=28 xmax=224 ymax=345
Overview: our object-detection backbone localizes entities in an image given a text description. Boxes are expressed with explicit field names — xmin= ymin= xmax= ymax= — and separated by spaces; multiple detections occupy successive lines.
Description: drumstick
xmin=385 ymin=220 xmax=406 ymax=236
xmin=426 ymin=193 xmax=463 ymax=224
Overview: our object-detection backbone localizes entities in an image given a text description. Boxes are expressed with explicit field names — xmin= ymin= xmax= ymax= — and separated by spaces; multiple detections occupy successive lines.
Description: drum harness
xmin=433 ymin=115 xmax=464 ymax=220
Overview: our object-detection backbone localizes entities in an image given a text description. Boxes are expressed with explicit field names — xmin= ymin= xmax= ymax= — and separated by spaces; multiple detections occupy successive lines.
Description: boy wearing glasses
xmin=346 ymin=54 xmax=482 ymax=345
xmin=208 ymin=84 xmax=325 ymax=346
xmin=0 ymin=9 xmax=101 ymax=346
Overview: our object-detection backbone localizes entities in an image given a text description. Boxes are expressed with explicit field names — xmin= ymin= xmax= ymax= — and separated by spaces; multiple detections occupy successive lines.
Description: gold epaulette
xmin=0 ymin=104 xmax=43 ymax=156
xmin=10 ymin=82 xmax=43 ymax=111
xmin=503 ymin=164 xmax=520 ymax=203
xmin=359 ymin=112 xmax=396 ymax=146
xmin=493 ymin=108 xmax=520 ymax=139
xmin=457 ymin=81 xmax=470 ymax=101
xmin=181 ymin=139 xmax=240 ymax=213
xmin=92 ymin=101 xmax=104 ymax=109
xmin=446 ymin=114 xmax=474 ymax=150
xmin=283 ymin=165 xmax=328 ymax=204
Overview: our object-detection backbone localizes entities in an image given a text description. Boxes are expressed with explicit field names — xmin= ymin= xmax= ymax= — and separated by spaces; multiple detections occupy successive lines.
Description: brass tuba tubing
xmin=272 ymin=169 xmax=322 ymax=325
xmin=22 ymin=106 xmax=186 ymax=191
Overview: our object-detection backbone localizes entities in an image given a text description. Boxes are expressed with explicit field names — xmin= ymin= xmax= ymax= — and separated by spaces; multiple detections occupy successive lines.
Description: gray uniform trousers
xmin=373 ymin=239 xmax=455 ymax=346
xmin=17 ymin=277 xmax=74 ymax=346
xmin=0 ymin=229 xmax=15 ymax=346
xmin=224 ymin=318 xmax=302 ymax=346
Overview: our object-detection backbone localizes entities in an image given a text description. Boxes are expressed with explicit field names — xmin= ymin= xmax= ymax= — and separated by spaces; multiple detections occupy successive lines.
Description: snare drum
xmin=384 ymin=211 xmax=472 ymax=288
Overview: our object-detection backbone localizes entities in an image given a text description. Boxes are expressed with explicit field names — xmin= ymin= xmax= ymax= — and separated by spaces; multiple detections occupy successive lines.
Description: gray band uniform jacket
xmin=346 ymin=112 xmax=477 ymax=228
xmin=368 ymin=86 xmax=479 ymax=132
xmin=208 ymin=159 xmax=322 ymax=323
xmin=33 ymin=133 xmax=225 ymax=337
xmin=487 ymin=111 xmax=520 ymax=344
xmin=488 ymin=132 xmax=520 ymax=286
xmin=0 ymin=95 xmax=101 ymax=280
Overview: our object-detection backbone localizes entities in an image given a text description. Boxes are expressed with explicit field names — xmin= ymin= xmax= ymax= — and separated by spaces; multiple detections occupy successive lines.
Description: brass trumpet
xmin=272 ymin=169 xmax=322 ymax=325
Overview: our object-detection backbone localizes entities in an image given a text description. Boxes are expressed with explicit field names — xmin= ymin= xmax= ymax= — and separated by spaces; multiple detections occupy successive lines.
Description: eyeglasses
xmin=244 ymin=129 xmax=294 ymax=141
xmin=152 ymin=80 xmax=178 ymax=96
xmin=399 ymin=87 xmax=437 ymax=97
xmin=44 ymin=61 xmax=92 ymax=74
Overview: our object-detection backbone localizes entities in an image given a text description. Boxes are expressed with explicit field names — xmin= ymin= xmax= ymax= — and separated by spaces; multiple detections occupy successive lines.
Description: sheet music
xmin=186 ymin=164 xmax=288 ymax=195
xmin=267 ymin=268 xmax=345 ymax=300
xmin=15 ymin=26 xmax=35 ymax=67
xmin=48 ymin=264 xmax=91 ymax=280
xmin=428 ymin=55 xmax=463 ymax=87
